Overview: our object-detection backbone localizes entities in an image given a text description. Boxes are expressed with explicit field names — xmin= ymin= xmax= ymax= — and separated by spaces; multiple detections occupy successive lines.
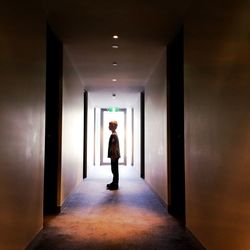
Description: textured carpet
xmin=27 ymin=167 xmax=204 ymax=250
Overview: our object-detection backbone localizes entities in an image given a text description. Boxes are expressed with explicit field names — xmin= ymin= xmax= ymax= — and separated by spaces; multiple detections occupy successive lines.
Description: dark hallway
xmin=28 ymin=168 xmax=203 ymax=250
xmin=1 ymin=1 xmax=250 ymax=249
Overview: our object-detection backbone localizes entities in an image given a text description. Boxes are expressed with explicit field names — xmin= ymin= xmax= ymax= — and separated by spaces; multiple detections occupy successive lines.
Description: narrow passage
xmin=28 ymin=167 xmax=203 ymax=250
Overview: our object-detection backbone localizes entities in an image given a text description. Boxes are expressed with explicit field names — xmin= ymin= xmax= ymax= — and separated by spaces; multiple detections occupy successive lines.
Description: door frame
xmin=100 ymin=108 xmax=127 ymax=165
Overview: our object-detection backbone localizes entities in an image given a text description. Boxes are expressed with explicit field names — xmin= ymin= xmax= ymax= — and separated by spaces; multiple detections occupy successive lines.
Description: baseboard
xmin=25 ymin=228 xmax=43 ymax=250
xmin=144 ymin=180 xmax=173 ymax=216
xmin=144 ymin=180 xmax=206 ymax=249
xmin=56 ymin=205 xmax=61 ymax=213
xmin=185 ymin=228 xmax=207 ymax=250
xmin=26 ymin=205 xmax=61 ymax=249
xmin=144 ymin=180 xmax=177 ymax=215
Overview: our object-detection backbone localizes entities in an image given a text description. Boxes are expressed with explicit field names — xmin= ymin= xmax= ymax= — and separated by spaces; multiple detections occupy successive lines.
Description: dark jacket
xmin=108 ymin=132 xmax=120 ymax=159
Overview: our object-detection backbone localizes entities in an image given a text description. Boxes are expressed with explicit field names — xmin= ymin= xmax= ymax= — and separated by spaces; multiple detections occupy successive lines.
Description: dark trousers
xmin=111 ymin=158 xmax=119 ymax=185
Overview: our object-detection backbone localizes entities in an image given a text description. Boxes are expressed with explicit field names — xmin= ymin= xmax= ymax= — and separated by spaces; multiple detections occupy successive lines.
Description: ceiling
xmin=43 ymin=0 xmax=190 ymax=94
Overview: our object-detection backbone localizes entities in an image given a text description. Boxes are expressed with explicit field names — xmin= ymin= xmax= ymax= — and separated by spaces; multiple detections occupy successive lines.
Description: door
xmin=140 ymin=92 xmax=145 ymax=179
xmin=44 ymin=24 xmax=63 ymax=215
xmin=83 ymin=90 xmax=88 ymax=178
xmin=167 ymin=26 xmax=185 ymax=224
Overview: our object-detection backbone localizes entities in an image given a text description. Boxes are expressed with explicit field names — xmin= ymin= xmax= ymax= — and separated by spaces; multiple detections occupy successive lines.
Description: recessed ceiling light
xmin=112 ymin=62 xmax=118 ymax=66
xmin=113 ymin=35 xmax=119 ymax=39
xmin=112 ymin=78 xmax=117 ymax=82
xmin=112 ymin=45 xmax=119 ymax=49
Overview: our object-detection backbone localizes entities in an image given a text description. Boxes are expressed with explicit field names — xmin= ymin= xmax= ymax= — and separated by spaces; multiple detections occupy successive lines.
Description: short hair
xmin=109 ymin=120 xmax=118 ymax=127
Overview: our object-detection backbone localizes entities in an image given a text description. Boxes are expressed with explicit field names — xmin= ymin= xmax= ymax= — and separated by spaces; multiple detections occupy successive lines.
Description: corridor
xmin=28 ymin=167 xmax=203 ymax=250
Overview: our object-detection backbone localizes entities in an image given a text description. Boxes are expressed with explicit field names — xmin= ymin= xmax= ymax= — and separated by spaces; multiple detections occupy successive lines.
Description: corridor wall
xmin=145 ymin=50 xmax=168 ymax=204
xmin=133 ymin=95 xmax=142 ymax=174
xmin=61 ymin=51 xmax=84 ymax=205
xmin=185 ymin=0 xmax=250 ymax=249
xmin=0 ymin=3 xmax=46 ymax=250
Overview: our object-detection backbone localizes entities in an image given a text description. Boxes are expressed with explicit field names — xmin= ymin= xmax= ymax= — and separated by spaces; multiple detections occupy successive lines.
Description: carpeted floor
xmin=27 ymin=167 xmax=204 ymax=250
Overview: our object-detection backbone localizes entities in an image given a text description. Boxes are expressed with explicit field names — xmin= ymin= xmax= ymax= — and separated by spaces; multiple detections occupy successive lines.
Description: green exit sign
xmin=108 ymin=107 xmax=120 ymax=112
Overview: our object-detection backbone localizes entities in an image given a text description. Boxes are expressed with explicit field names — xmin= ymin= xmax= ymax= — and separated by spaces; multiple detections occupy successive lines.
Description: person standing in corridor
xmin=107 ymin=120 xmax=120 ymax=190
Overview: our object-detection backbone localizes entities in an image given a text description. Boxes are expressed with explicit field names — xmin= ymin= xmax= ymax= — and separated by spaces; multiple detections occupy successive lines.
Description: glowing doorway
xmin=100 ymin=109 xmax=126 ymax=165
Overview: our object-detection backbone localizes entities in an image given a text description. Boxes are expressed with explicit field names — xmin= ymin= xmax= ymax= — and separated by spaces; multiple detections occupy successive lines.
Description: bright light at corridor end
xmin=113 ymin=35 xmax=119 ymax=39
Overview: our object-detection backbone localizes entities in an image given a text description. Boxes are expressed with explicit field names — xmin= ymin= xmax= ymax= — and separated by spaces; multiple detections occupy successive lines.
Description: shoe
xmin=106 ymin=182 xmax=113 ymax=189
xmin=107 ymin=183 xmax=119 ymax=190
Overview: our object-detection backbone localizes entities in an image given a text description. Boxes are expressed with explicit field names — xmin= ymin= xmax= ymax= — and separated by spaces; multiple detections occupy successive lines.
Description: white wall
xmin=0 ymin=3 xmax=46 ymax=249
xmin=87 ymin=101 xmax=95 ymax=169
xmin=132 ymin=94 xmax=141 ymax=175
xmin=61 ymin=51 xmax=84 ymax=204
xmin=145 ymin=50 xmax=168 ymax=203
